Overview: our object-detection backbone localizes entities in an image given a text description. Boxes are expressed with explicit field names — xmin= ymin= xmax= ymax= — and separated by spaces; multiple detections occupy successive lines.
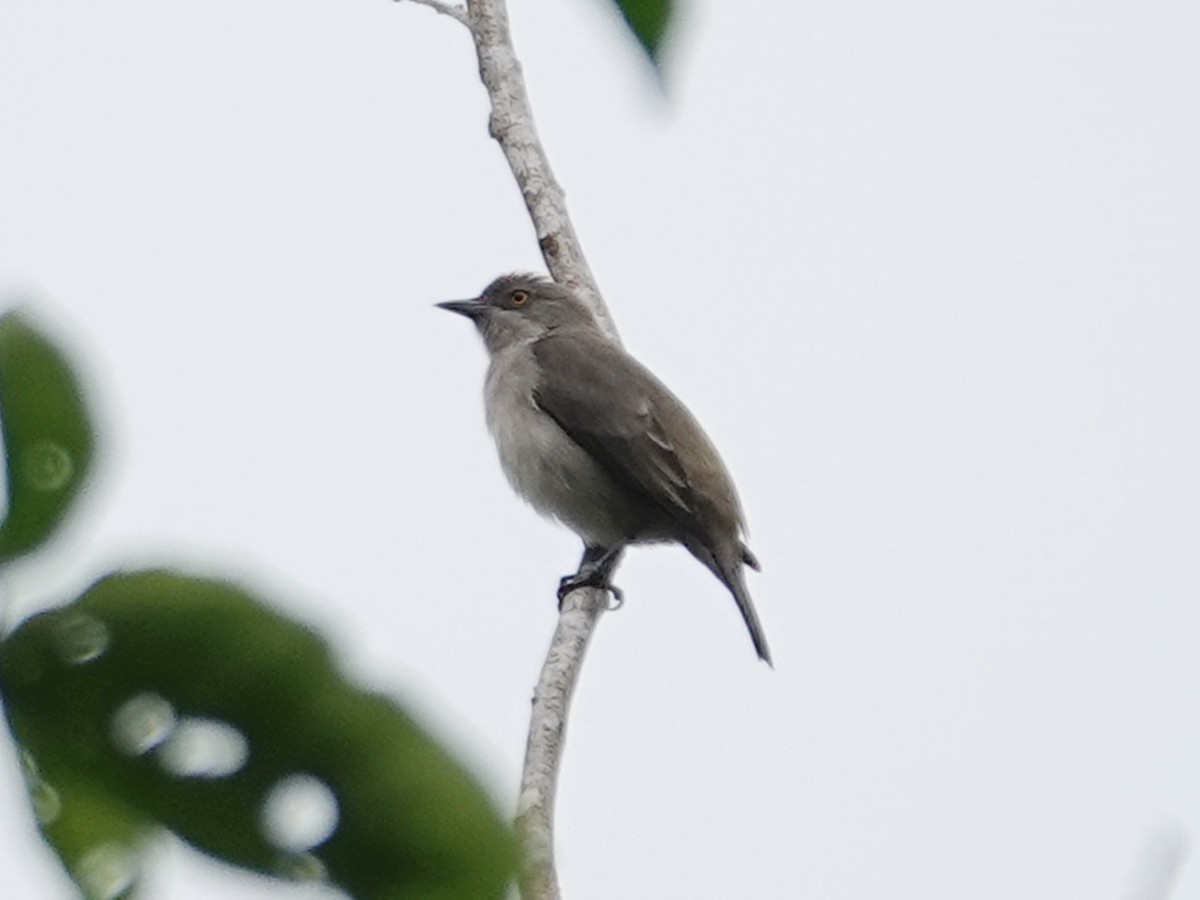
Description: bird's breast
xmin=482 ymin=345 xmax=643 ymax=547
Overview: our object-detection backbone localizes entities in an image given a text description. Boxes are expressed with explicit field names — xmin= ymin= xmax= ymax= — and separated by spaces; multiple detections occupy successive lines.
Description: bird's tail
xmin=718 ymin=547 xmax=772 ymax=667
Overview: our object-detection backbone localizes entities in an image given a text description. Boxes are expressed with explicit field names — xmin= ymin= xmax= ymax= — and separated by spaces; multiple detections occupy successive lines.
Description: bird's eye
xmin=511 ymin=290 xmax=529 ymax=306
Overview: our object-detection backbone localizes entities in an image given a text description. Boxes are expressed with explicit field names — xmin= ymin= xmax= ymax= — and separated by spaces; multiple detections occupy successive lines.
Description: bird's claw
xmin=557 ymin=574 xmax=624 ymax=610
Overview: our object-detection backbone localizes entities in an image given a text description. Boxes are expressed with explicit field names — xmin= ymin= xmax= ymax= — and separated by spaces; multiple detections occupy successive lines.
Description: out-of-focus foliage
xmin=0 ymin=570 xmax=517 ymax=899
xmin=0 ymin=312 xmax=514 ymax=897
xmin=0 ymin=311 xmax=95 ymax=562
xmin=609 ymin=0 xmax=673 ymax=66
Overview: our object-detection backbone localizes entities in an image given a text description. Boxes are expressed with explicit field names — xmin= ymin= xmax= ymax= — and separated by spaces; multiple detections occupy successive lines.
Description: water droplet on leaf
xmin=156 ymin=717 xmax=248 ymax=778
xmin=275 ymin=851 xmax=328 ymax=883
xmin=77 ymin=843 xmax=137 ymax=900
xmin=52 ymin=613 xmax=109 ymax=665
xmin=262 ymin=774 xmax=339 ymax=852
xmin=24 ymin=440 xmax=74 ymax=492
xmin=20 ymin=751 xmax=61 ymax=825
xmin=31 ymin=780 xmax=62 ymax=825
xmin=111 ymin=693 xmax=177 ymax=756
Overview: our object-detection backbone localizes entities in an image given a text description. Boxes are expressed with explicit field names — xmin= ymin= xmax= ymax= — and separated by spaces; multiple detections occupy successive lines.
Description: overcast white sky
xmin=2 ymin=1 xmax=1199 ymax=898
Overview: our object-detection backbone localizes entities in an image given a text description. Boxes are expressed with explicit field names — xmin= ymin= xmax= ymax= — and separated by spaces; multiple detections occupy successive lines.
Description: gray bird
xmin=438 ymin=274 xmax=771 ymax=664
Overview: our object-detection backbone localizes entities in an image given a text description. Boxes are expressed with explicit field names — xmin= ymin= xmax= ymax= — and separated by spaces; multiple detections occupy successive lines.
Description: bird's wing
xmin=531 ymin=332 xmax=700 ymax=527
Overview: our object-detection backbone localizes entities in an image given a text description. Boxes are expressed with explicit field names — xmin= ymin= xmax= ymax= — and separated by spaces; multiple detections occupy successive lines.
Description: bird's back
xmin=531 ymin=328 xmax=749 ymax=551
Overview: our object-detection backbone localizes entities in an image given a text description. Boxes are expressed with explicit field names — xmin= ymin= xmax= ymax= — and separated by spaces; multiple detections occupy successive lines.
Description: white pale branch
xmin=407 ymin=0 xmax=623 ymax=897
xmin=464 ymin=0 xmax=617 ymax=340
xmin=513 ymin=589 xmax=609 ymax=900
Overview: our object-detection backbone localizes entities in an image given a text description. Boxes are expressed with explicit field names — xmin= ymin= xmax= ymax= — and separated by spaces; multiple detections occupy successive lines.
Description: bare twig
xmin=400 ymin=0 xmax=469 ymax=27
xmin=513 ymin=589 xmax=608 ymax=900
xmin=404 ymin=0 xmax=617 ymax=891
xmin=464 ymin=0 xmax=617 ymax=340
xmin=452 ymin=1 xmax=617 ymax=897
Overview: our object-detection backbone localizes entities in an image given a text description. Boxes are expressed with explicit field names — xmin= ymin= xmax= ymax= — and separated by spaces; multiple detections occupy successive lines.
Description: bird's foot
xmin=557 ymin=572 xmax=625 ymax=610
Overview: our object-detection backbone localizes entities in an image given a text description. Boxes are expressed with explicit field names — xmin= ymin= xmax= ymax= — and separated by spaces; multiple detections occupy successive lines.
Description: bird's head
xmin=437 ymin=273 xmax=598 ymax=352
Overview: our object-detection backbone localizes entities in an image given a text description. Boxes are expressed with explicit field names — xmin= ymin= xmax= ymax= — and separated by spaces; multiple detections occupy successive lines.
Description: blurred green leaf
xmin=610 ymin=0 xmax=673 ymax=66
xmin=0 ymin=311 xmax=96 ymax=564
xmin=0 ymin=570 xmax=516 ymax=899
xmin=14 ymin=754 xmax=150 ymax=900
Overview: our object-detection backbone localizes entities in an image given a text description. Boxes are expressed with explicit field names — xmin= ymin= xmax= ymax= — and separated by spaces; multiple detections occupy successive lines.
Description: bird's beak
xmin=436 ymin=298 xmax=487 ymax=320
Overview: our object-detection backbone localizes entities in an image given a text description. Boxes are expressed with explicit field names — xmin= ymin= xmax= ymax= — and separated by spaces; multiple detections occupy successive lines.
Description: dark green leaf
xmin=610 ymin=0 xmax=674 ymax=66
xmin=0 ymin=311 xmax=96 ymax=563
xmin=0 ymin=570 xmax=516 ymax=899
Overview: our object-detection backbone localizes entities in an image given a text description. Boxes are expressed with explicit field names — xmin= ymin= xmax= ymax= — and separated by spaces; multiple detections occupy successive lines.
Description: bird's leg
xmin=558 ymin=544 xmax=626 ymax=609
